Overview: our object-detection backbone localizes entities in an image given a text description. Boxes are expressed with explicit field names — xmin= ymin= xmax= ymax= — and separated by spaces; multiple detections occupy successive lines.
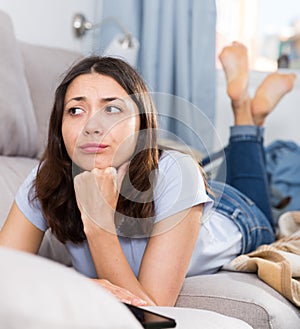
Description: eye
xmin=67 ymin=107 xmax=84 ymax=116
xmin=105 ymin=105 xmax=122 ymax=114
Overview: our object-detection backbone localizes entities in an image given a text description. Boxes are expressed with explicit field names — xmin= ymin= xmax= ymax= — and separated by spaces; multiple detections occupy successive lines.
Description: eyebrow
xmin=64 ymin=96 xmax=85 ymax=106
xmin=64 ymin=96 xmax=126 ymax=106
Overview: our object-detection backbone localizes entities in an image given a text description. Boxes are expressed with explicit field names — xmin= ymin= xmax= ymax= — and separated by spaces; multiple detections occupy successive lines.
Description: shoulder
xmin=159 ymin=149 xmax=195 ymax=163
xmin=154 ymin=151 xmax=212 ymax=222
xmin=16 ymin=165 xmax=39 ymax=198
xmin=158 ymin=150 xmax=199 ymax=174
xmin=157 ymin=150 xmax=203 ymax=190
xmin=15 ymin=165 xmax=48 ymax=232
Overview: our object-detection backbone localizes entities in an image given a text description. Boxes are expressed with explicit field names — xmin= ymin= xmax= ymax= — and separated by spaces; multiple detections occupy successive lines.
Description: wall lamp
xmin=72 ymin=13 xmax=139 ymax=67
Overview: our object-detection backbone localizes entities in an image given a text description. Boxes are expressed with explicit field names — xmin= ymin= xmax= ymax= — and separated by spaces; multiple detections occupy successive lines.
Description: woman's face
xmin=62 ymin=73 xmax=140 ymax=170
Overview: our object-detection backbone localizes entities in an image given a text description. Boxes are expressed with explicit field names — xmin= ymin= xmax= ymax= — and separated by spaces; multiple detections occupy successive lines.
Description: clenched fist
xmin=74 ymin=162 xmax=128 ymax=233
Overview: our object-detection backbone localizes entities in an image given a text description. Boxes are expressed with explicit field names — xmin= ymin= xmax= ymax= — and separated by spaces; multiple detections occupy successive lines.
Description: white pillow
xmin=0 ymin=247 xmax=142 ymax=329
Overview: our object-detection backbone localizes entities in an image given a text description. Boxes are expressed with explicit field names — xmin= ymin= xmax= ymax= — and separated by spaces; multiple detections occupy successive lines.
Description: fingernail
xmin=134 ymin=298 xmax=147 ymax=306
xmin=121 ymin=299 xmax=132 ymax=304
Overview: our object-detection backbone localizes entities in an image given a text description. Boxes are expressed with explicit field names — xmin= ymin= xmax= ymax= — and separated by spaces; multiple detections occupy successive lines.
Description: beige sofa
xmin=0 ymin=10 xmax=299 ymax=329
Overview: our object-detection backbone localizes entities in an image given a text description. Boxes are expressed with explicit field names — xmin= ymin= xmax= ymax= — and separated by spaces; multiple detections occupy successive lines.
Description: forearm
xmin=83 ymin=215 xmax=157 ymax=306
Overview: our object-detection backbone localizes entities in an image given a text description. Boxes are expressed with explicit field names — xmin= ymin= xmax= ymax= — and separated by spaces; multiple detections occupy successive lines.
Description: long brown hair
xmin=33 ymin=56 xmax=159 ymax=243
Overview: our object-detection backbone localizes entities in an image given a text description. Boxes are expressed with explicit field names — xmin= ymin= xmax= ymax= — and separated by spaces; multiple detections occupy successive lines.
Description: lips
xmin=79 ymin=142 xmax=109 ymax=153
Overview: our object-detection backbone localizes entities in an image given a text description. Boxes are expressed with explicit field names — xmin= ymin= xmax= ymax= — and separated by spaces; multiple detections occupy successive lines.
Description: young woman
xmin=0 ymin=42 xmax=296 ymax=307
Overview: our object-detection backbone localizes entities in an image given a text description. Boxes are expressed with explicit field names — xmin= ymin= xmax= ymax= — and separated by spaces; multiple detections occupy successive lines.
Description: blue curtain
xmin=99 ymin=0 xmax=216 ymax=154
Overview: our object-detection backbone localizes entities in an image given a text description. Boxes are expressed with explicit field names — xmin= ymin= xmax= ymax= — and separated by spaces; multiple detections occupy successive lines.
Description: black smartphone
xmin=124 ymin=303 xmax=176 ymax=328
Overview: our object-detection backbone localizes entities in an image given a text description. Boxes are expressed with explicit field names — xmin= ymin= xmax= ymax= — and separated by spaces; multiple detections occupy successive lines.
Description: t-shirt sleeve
xmin=15 ymin=166 xmax=49 ymax=232
xmin=154 ymin=151 xmax=213 ymax=223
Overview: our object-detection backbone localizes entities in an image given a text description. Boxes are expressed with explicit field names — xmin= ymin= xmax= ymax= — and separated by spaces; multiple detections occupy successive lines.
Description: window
xmin=216 ymin=0 xmax=300 ymax=71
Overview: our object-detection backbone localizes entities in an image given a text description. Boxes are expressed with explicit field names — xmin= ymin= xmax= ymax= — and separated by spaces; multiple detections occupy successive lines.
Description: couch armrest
xmin=176 ymin=271 xmax=300 ymax=329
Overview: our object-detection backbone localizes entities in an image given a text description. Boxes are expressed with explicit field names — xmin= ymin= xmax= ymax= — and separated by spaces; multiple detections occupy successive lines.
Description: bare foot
xmin=219 ymin=42 xmax=249 ymax=102
xmin=219 ymin=41 xmax=253 ymax=125
xmin=251 ymin=72 xmax=296 ymax=126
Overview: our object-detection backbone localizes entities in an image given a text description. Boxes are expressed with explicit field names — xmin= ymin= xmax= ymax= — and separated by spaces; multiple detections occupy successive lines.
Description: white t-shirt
xmin=15 ymin=150 xmax=242 ymax=278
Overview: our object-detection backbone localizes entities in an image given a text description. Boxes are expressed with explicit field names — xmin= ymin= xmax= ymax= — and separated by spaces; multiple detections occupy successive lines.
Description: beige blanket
xmin=223 ymin=211 xmax=300 ymax=307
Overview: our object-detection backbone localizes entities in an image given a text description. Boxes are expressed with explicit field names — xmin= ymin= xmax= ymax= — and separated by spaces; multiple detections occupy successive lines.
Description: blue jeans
xmin=207 ymin=126 xmax=276 ymax=254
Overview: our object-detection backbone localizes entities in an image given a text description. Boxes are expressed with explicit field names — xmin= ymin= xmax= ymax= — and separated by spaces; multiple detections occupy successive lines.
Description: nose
xmin=83 ymin=114 xmax=103 ymax=136
xmin=83 ymin=129 xmax=101 ymax=135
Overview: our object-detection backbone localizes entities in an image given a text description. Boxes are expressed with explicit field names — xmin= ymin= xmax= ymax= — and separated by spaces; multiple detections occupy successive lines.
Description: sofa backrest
xmin=20 ymin=43 xmax=81 ymax=157
xmin=0 ymin=10 xmax=37 ymax=157
xmin=0 ymin=10 xmax=81 ymax=158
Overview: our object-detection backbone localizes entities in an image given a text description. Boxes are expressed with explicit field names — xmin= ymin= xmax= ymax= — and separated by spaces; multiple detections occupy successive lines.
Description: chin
xmin=72 ymin=152 xmax=131 ymax=171
xmin=71 ymin=158 xmax=109 ymax=172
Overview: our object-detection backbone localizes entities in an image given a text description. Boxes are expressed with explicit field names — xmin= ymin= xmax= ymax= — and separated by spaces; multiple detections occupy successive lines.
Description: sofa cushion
xmin=0 ymin=156 xmax=38 ymax=227
xmin=176 ymin=271 xmax=300 ymax=329
xmin=20 ymin=43 xmax=81 ymax=157
xmin=0 ymin=10 xmax=38 ymax=157
xmin=0 ymin=155 xmax=71 ymax=266
xmin=0 ymin=247 xmax=142 ymax=329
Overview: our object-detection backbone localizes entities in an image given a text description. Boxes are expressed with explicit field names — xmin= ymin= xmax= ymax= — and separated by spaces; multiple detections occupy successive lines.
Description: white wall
xmin=0 ymin=0 xmax=103 ymax=53
xmin=4 ymin=0 xmax=298 ymax=152
xmin=214 ymin=69 xmax=300 ymax=152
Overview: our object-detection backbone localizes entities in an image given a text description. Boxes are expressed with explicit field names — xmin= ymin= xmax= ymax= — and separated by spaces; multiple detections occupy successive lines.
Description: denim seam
xmin=216 ymin=193 xmax=272 ymax=230
xmin=213 ymin=190 xmax=274 ymax=253
xmin=230 ymin=136 xmax=263 ymax=143
xmin=214 ymin=193 xmax=252 ymax=253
